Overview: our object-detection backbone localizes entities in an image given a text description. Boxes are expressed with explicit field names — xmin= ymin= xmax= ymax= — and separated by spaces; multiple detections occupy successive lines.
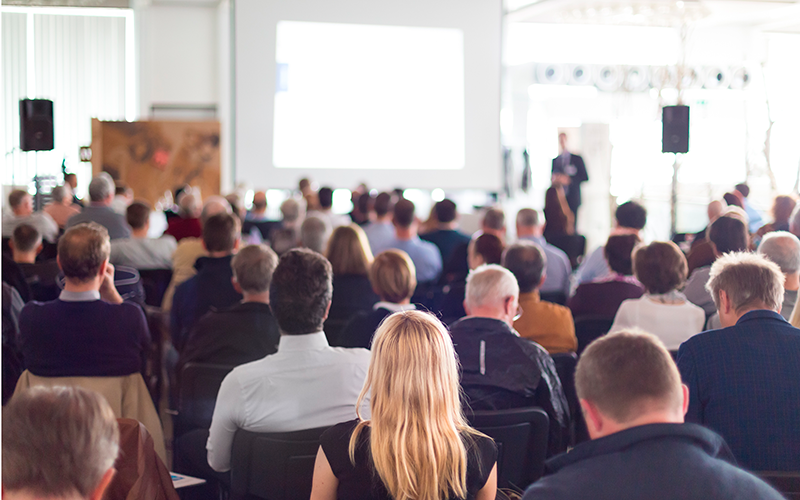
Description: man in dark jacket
xmin=449 ymin=264 xmax=569 ymax=457
xmin=523 ymin=331 xmax=783 ymax=500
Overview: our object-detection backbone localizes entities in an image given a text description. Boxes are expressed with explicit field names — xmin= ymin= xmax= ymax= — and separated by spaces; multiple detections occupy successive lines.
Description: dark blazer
xmin=551 ymin=153 xmax=588 ymax=213
xmin=677 ymin=310 xmax=800 ymax=471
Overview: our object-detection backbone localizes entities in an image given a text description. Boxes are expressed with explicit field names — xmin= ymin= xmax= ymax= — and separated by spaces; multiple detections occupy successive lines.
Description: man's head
xmin=8 ymin=189 xmax=33 ymax=217
xmin=576 ymin=331 xmax=687 ymax=440
xmin=202 ymin=212 xmax=240 ymax=255
xmin=706 ymin=252 xmax=784 ymax=327
xmin=758 ymin=231 xmax=800 ymax=278
xmin=318 ymin=187 xmax=334 ymax=210
xmin=252 ymin=191 xmax=267 ymax=212
xmin=200 ymin=196 xmax=232 ymax=226
xmin=434 ymin=199 xmax=458 ymax=224
xmin=50 ymin=185 xmax=72 ymax=205
xmin=280 ymin=198 xmax=301 ymax=224
xmin=615 ymin=201 xmax=647 ymax=231
xmin=502 ymin=241 xmax=546 ymax=294
xmin=10 ymin=224 xmax=42 ymax=261
xmin=269 ymin=248 xmax=333 ymax=334
xmin=57 ymin=223 xmax=111 ymax=284
xmin=734 ymin=183 xmax=750 ymax=198
xmin=300 ymin=216 xmax=328 ymax=253
xmin=558 ymin=132 xmax=568 ymax=152
xmin=772 ymin=195 xmax=796 ymax=224
xmin=481 ymin=208 xmax=506 ymax=237
xmin=392 ymin=198 xmax=416 ymax=229
xmin=515 ymin=208 xmax=541 ymax=237
xmin=790 ymin=206 xmax=800 ymax=239
xmin=88 ymin=174 xmax=115 ymax=205
xmin=708 ymin=213 xmax=749 ymax=255
xmin=178 ymin=192 xmax=201 ymax=219
xmin=707 ymin=200 xmax=724 ymax=222
xmin=464 ymin=264 xmax=520 ymax=326
xmin=232 ymin=244 xmax=279 ymax=298
xmin=374 ymin=192 xmax=393 ymax=218
xmin=3 ymin=386 xmax=120 ymax=500
xmin=125 ymin=201 xmax=151 ymax=232
xmin=604 ymin=234 xmax=640 ymax=276
xmin=370 ymin=250 xmax=417 ymax=303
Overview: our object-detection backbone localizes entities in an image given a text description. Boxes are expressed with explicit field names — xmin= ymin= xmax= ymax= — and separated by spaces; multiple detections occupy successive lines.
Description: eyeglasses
xmin=513 ymin=305 xmax=523 ymax=322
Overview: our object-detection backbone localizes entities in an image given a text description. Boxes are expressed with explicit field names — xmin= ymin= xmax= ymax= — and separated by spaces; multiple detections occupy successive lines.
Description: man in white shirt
xmin=205 ymin=248 xmax=370 ymax=473
xmin=2 ymin=189 xmax=59 ymax=243
xmin=110 ymin=201 xmax=177 ymax=269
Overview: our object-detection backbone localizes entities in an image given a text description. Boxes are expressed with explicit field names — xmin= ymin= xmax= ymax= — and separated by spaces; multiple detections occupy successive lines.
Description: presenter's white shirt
xmin=206 ymin=331 xmax=370 ymax=472
xmin=610 ymin=297 xmax=706 ymax=351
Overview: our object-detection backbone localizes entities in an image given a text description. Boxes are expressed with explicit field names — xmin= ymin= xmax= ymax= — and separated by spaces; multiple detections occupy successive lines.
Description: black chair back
xmin=138 ymin=269 xmax=173 ymax=307
xmin=758 ymin=471 xmax=800 ymax=500
xmin=551 ymin=352 xmax=588 ymax=445
xmin=545 ymin=234 xmax=586 ymax=270
xmin=178 ymin=362 xmax=235 ymax=431
xmin=574 ymin=316 xmax=614 ymax=355
xmin=230 ymin=426 xmax=329 ymax=500
xmin=468 ymin=407 xmax=549 ymax=489
xmin=539 ymin=291 xmax=567 ymax=306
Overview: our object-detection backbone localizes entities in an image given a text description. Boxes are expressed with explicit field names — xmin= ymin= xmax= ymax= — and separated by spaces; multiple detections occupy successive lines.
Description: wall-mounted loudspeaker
xmin=729 ymin=67 xmax=750 ymax=90
xmin=20 ymin=99 xmax=54 ymax=152
xmin=568 ymin=65 xmax=593 ymax=85
xmin=624 ymin=66 xmax=650 ymax=92
xmin=662 ymin=105 xmax=689 ymax=154
xmin=595 ymin=65 xmax=622 ymax=91
xmin=703 ymin=67 xmax=728 ymax=89
xmin=536 ymin=64 xmax=565 ymax=84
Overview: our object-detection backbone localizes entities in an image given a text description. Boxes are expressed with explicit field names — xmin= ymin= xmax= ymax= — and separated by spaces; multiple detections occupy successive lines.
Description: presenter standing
xmin=551 ymin=132 xmax=589 ymax=227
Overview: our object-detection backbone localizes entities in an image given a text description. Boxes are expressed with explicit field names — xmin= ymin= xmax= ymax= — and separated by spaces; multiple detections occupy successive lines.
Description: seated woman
xmin=335 ymin=250 xmax=416 ymax=349
xmin=324 ymin=225 xmax=379 ymax=342
xmin=311 ymin=311 xmax=498 ymax=500
xmin=610 ymin=241 xmax=705 ymax=350
xmin=757 ymin=195 xmax=797 ymax=237
xmin=543 ymin=185 xmax=575 ymax=241
xmin=440 ymin=233 xmax=504 ymax=324
xmin=568 ymin=234 xmax=645 ymax=319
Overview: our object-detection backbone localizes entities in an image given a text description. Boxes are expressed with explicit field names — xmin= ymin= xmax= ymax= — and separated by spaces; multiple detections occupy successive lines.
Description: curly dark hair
xmin=269 ymin=248 xmax=333 ymax=334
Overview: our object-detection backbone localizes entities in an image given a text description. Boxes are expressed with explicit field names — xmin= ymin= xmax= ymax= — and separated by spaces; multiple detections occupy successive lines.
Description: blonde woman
xmin=310 ymin=311 xmax=498 ymax=500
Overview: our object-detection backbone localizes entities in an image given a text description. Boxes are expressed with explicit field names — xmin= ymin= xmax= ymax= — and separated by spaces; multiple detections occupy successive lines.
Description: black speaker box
xmin=20 ymin=99 xmax=54 ymax=152
xmin=662 ymin=105 xmax=689 ymax=154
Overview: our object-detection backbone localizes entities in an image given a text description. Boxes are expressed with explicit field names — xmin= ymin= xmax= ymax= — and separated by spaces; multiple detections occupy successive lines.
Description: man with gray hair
xmin=66 ymin=173 xmax=131 ymax=239
xmin=677 ymin=252 xmax=800 ymax=471
xmin=450 ymin=264 xmax=569 ymax=458
xmin=758 ymin=231 xmax=800 ymax=320
xmin=515 ymin=208 xmax=571 ymax=297
xmin=300 ymin=216 xmax=329 ymax=254
xmin=2 ymin=189 xmax=59 ymax=243
xmin=43 ymin=184 xmax=80 ymax=228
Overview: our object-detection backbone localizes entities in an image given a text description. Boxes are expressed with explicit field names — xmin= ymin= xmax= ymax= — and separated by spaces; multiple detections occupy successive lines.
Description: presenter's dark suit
xmin=677 ymin=310 xmax=800 ymax=471
xmin=551 ymin=153 xmax=588 ymax=218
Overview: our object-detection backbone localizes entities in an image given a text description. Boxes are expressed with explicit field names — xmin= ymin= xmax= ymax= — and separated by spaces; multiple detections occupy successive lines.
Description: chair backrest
xmin=230 ymin=426 xmax=329 ymax=500
xmin=758 ymin=471 xmax=800 ymax=500
xmin=545 ymin=234 xmax=586 ymax=270
xmin=539 ymin=291 xmax=567 ymax=306
xmin=551 ymin=352 xmax=589 ymax=445
xmin=468 ymin=407 xmax=549 ymax=489
xmin=574 ymin=316 xmax=614 ymax=355
xmin=178 ymin=362 xmax=235 ymax=431
xmin=138 ymin=269 xmax=173 ymax=307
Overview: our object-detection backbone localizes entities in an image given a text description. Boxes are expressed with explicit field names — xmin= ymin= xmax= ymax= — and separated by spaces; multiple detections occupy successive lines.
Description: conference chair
xmin=539 ymin=291 xmax=568 ymax=306
xmin=467 ymin=407 xmax=550 ymax=489
xmin=138 ymin=269 xmax=173 ymax=307
xmin=176 ymin=362 xmax=235 ymax=435
xmin=229 ymin=426 xmax=329 ymax=500
xmin=574 ymin=315 xmax=614 ymax=355
xmin=551 ymin=352 xmax=589 ymax=445
xmin=758 ymin=471 xmax=800 ymax=500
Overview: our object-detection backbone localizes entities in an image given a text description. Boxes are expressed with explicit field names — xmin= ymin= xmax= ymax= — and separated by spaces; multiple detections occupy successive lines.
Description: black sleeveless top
xmin=320 ymin=419 xmax=497 ymax=500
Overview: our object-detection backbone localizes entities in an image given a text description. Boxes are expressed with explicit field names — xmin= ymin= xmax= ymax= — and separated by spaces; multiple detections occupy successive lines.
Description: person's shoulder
xmin=544 ymin=241 xmax=570 ymax=260
xmin=326 ymin=345 xmax=372 ymax=365
xmin=322 ymin=418 xmax=360 ymax=441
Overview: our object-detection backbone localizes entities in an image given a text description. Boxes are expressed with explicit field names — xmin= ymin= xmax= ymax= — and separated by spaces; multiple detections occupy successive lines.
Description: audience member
xmin=735 ymin=183 xmax=763 ymax=233
xmin=480 ymin=207 xmax=507 ymax=242
xmin=308 ymin=186 xmax=350 ymax=230
xmin=684 ymin=212 xmax=749 ymax=316
xmin=677 ymin=252 xmax=800 ymax=471
xmin=43 ymin=185 xmax=80 ymax=228
xmin=543 ymin=185 xmax=575 ymax=240
xmin=171 ymin=212 xmax=242 ymax=351
xmin=568 ymin=234 xmax=644 ymax=319
xmin=420 ymin=199 xmax=471 ymax=264
xmin=523 ymin=331 xmax=784 ymax=500
xmin=64 ymin=172 xmax=83 ymax=207
xmin=312 ymin=311 xmax=498 ymax=500
xmin=10 ymin=224 xmax=61 ymax=302
xmin=2 ymin=189 xmax=59 ymax=243
xmin=503 ymin=242 xmax=577 ymax=354
xmin=324 ymin=225 xmax=379 ymax=340
xmin=110 ymin=184 xmax=133 ymax=215
xmin=66 ymin=173 xmax=131 ymax=239
xmin=110 ymin=201 xmax=177 ymax=270
xmin=3 ymin=282 xmax=25 ymax=404
xmin=757 ymin=231 xmax=800 ymax=320
xmin=440 ymin=233 xmax=504 ymax=324
xmin=3 ymin=386 xmax=121 ymax=500
xmin=450 ymin=264 xmax=569 ymax=456
xmin=164 ymin=191 xmax=203 ymax=242
xmin=225 ymin=193 xmax=246 ymax=221
xmin=18 ymin=223 xmax=149 ymax=377
xmin=349 ymin=189 xmax=371 ymax=226
xmin=575 ymin=201 xmax=647 ymax=284
xmin=269 ymin=197 xmax=304 ymax=255
xmin=2 ymin=253 xmax=31 ymax=302
xmin=301 ymin=216 xmax=329 ymax=253
xmin=516 ymin=208 xmax=571 ymax=297
xmin=362 ymin=192 xmax=394 ymax=253
xmin=790 ymin=204 xmax=800 ymax=240
xmin=246 ymin=191 xmax=269 ymax=221
xmin=610 ymin=241 xmax=704 ymax=350
xmin=723 ymin=191 xmax=743 ymax=209
xmin=337 ymin=249 xmax=417 ymax=349
xmin=757 ymin=194 xmax=797 ymax=237
xmin=204 ymin=249 xmax=370 ymax=473
xmin=686 ymin=200 xmax=725 ymax=274
xmin=178 ymin=244 xmax=280 ymax=372
xmin=372 ymin=198 xmax=442 ymax=283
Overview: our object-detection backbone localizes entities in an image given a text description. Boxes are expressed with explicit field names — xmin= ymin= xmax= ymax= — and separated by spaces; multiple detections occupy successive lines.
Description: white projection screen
xmin=234 ymin=0 xmax=502 ymax=190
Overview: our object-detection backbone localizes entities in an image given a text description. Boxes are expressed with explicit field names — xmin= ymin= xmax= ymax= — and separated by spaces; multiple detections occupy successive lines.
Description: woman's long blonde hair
xmin=349 ymin=311 xmax=477 ymax=500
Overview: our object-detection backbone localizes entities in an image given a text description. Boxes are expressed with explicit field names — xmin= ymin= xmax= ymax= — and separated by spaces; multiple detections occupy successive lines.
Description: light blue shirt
xmin=363 ymin=221 xmax=395 ymax=255
xmin=523 ymin=236 xmax=571 ymax=295
xmin=373 ymin=236 xmax=443 ymax=283
xmin=743 ymin=199 xmax=763 ymax=233
xmin=574 ymin=245 xmax=612 ymax=285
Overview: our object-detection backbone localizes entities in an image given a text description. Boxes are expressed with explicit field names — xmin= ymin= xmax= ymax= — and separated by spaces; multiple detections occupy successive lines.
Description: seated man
xmin=678 ymin=252 xmax=800 ymax=471
xmin=3 ymin=386 xmax=121 ymax=500
xmin=757 ymin=231 xmax=800 ymax=320
xmin=110 ymin=201 xmax=177 ymax=270
xmin=66 ymin=173 xmax=132 ymax=240
xmin=164 ymin=191 xmax=203 ymax=242
xmin=450 ymin=264 xmax=568 ymax=456
xmin=43 ymin=184 xmax=81 ymax=229
xmin=523 ymin=331 xmax=784 ymax=500
xmin=515 ymin=208 xmax=571 ymax=297
xmin=10 ymin=224 xmax=61 ymax=302
xmin=503 ymin=242 xmax=577 ymax=354
xmin=18 ymin=223 xmax=150 ymax=377
xmin=178 ymin=244 xmax=281 ymax=371
xmin=206 ymin=248 xmax=370 ymax=472
xmin=2 ymin=189 xmax=59 ymax=243
xmin=420 ymin=199 xmax=471 ymax=265
xmin=362 ymin=192 xmax=394 ymax=253
xmin=171 ymin=212 xmax=243 ymax=351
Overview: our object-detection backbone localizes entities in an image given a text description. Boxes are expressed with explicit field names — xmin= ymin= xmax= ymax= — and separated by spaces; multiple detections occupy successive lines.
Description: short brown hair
xmin=470 ymin=233 xmax=504 ymax=266
xmin=202 ymin=212 xmax=240 ymax=253
xmin=706 ymin=252 xmax=784 ymax=313
xmin=633 ymin=241 xmax=687 ymax=294
xmin=576 ymin=330 xmax=682 ymax=423
xmin=605 ymin=234 xmax=640 ymax=276
xmin=269 ymin=249 xmax=333 ymax=334
xmin=12 ymin=224 xmax=41 ymax=253
xmin=8 ymin=189 xmax=30 ymax=209
xmin=58 ymin=223 xmax=111 ymax=282
xmin=2 ymin=386 xmax=119 ymax=498
xmin=502 ymin=241 xmax=545 ymax=293
xmin=482 ymin=207 xmax=505 ymax=231
xmin=370 ymin=250 xmax=417 ymax=303
xmin=708 ymin=213 xmax=748 ymax=254
xmin=393 ymin=199 xmax=416 ymax=228
xmin=516 ymin=208 xmax=539 ymax=228
xmin=325 ymin=224 xmax=373 ymax=276
xmin=232 ymin=244 xmax=279 ymax=294
xmin=434 ymin=199 xmax=458 ymax=223
xmin=374 ymin=192 xmax=393 ymax=217
xmin=126 ymin=201 xmax=151 ymax=230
